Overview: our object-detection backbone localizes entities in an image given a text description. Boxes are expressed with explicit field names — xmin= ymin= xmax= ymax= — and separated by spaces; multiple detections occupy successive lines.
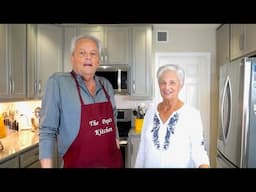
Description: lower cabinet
xmin=0 ymin=155 xmax=19 ymax=168
xmin=27 ymin=160 xmax=41 ymax=168
xmin=0 ymin=143 xmax=60 ymax=168
xmin=127 ymin=131 xmax=141 ymax=168
xmin=0 ymin=144 xmax=41 ymax=168
xmin=19 ymin=145 xmax=40 ymax=168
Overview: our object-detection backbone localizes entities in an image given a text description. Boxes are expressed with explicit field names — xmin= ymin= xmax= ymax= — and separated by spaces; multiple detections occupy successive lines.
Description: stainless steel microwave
xmin=96 ymin=64 xmax=130 ymax=95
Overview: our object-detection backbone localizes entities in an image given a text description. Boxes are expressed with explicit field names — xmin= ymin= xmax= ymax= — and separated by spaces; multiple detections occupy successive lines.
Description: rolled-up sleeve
xmin=39 ymin=75 xmax=60 ymax=159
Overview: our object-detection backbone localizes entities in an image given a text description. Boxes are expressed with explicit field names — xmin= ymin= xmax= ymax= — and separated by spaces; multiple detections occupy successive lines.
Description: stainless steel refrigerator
xmin=217 ymin=56 xmax=256 ymax=168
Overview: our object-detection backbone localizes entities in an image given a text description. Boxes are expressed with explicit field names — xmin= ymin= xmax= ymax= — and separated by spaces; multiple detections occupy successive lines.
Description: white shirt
xmin=135 ymin=103 xmax=210 ymax=168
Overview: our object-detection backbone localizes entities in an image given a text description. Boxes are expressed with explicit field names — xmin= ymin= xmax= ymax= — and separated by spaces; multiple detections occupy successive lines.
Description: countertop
xmin=128 ymin=128 xmax=141 ymax=137
xmin=0 ymin=128 xmax=138 ymax=162
xmin=0 ymin=130 xmax=39 ymax=161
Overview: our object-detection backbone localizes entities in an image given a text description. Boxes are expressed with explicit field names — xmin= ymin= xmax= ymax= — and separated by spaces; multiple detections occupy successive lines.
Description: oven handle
xmin=119 ymin=140 xmax=128 ymax=145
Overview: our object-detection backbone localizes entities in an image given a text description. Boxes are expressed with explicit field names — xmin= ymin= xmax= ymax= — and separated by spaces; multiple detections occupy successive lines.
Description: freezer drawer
xmin=216 ymin=152 xmax=237 ymax=168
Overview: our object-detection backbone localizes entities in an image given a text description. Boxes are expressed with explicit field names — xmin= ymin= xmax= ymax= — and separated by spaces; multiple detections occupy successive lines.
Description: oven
xmin=116 ymin=109 xmax=132 ymax=168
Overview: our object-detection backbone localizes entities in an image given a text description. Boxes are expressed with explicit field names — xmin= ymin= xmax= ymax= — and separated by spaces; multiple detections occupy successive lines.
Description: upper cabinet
xmin=0 ymin=24 xmax=27 ymax=100
xmin=0 ymin=24 xmax=9 ymax=98
xmin=63 ymin=27 xmax=77 ymax=72
xmin=230 ymin=24 xmax=245 ymax=60
xmin=230 ymin=24 xmax=256 ymax=60
xmin=79 ymin=25 xmax=130 ymax=65
xmin=63 ymin=25 xmax=130 ymax=70
xmin=130 ymin=26 xmax=152 ymax=98
xmin=244 ymin=24 xmax=256 ymax=55
xmin=216 ymin=24 xmax=230 ymax=67
xmin=103 ymin=26 xmax=130 ymax=65
xmin=27 ymin=24 xmax=37 ymax=98
xmin=1 ymin=24 xmax=153 ymax=100
xmin=27 ymin=24 xmax=63 ymax=98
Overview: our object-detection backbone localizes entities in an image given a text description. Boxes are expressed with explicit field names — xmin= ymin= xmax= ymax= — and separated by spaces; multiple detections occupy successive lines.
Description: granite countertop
xmin=0 ymin=130 xmax=39 ymax=161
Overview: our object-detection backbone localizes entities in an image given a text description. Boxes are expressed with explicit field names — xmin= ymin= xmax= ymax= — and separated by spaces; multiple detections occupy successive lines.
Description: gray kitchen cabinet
xmin=78 ymin=25 xmax=105 ymax=64
xmin=0 ymin=24 xmax=27 ymax=100
xmin=0 ymin=24 xmax=8 ymax=99
xmin=63 ymin=25 xmax=130 ymax=72
xmin=78 ymin=25 xmax=104 ymax=43
xmin=127 ymin=130 xmax=141 ymax=168
xmin=230 ymin=24 xmax=256 ymax=60
xmin=216 ymin=24 xmax=230 ymax=68
xmin=244 ymin=24 xmax=256 ymax=56
xmin=0 ymin=144 xmax=40 ymax=168
xmin=0 ymin=143 xmax=58 ymax=168
xmin=20 ymin=143 xmax=59 ymax=168
xmin=0 ymin=155 xmax=19 ymax=168
xmin=78 ymin=25 xmax=130 ymax=65
xmin=63 ymin=26 xmax=77 ymax=72
xmin=34 ymin=24 xmax=63 ymax=98
xmin=63 ymin=25 xmax=104 ymax=72
xmin=27 ymin=24 xmax=38 ymax=98
xmin=19 ymin=144 xmax=40 ymax=168
xmin=131 ymin=26 xmax=153 ymax=98
xmin=27 ymin=160 xmax=41 ymax=168
xmin=230 ymin=24 xmax=245 ymax=60
xmin=103 ymin=26 xmax=130 ymax=65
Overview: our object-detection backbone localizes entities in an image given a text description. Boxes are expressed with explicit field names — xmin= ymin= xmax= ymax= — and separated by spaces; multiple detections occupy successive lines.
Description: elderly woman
xmin=135 ymin=64 xmax=210 ymax=168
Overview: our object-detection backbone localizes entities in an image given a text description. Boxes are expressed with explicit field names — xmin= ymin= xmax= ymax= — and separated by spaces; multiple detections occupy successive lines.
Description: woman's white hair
xmin=70 ymin=34 xmax=102 ymax=56
xmin=157 ymin=64 xmax=185 ymax=86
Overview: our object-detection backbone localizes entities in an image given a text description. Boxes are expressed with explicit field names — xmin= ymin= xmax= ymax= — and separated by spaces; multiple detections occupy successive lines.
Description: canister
xmin=135 ymin=118 xmax=143 ymax=133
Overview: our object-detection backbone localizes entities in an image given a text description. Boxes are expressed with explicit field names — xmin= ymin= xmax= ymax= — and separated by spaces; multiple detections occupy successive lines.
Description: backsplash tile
xmin=0 ymin=100 xmax=41 ymax=129
xmin=115 ymin=95 xmax=153 ymax=110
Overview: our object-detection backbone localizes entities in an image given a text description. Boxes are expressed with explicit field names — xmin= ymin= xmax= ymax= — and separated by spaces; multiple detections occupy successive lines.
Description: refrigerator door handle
xmin=221 ymin=76 xmax=232 ymax=144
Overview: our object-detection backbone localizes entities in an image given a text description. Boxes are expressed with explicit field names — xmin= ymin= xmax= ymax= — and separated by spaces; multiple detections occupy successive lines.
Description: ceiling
xmin=153 ymin=24 xmax=221 ymax=30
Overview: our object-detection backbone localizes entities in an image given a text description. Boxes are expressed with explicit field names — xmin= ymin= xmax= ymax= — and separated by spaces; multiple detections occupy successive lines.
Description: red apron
xmin=63 ymin=72 xmax=123 ymax=168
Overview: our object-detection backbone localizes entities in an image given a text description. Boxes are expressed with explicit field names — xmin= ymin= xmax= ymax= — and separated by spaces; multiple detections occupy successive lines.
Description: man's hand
xmin=116 ymin=139 xmax=120 ymax=149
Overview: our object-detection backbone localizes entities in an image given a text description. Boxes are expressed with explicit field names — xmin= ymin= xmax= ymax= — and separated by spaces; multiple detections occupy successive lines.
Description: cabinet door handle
xmin=9 ymin=78 xmax=12 ymax=96
xmin=38 ymin=80 xmax=42 ymax=95
xmin=132 ymin=80 xmax=135 ymax=93
xmin=12 ymin=79 xmax=14 ymax=95
xmin=100 ymin=48 xmax=104 ymax=63
xmin=34 ymin=80 xmax=37 ymax=95
xmin=104 ymin=48 xmax=108 ymax=63
xmin=131 ymin=140 xmax=133 ymax=155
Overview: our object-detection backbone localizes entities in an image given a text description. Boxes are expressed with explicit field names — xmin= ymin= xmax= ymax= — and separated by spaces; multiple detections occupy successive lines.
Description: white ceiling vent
xmin=156 ymin=31 xmax=168 ymax=43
